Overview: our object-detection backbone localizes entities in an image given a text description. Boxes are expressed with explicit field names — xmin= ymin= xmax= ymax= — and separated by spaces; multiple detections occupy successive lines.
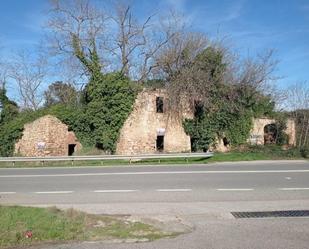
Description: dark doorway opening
xmin=156 ymin=135 xmax=164 ymax=152
xmin=223 ymin=137 xmax=229 ymax=147
xmin=156 ymin=97 xmax=164 ymax=113
xmin=68 ymin=144 xmax=76 ymax=156
xmin=264 ymin=124 xmax=277 ymax=144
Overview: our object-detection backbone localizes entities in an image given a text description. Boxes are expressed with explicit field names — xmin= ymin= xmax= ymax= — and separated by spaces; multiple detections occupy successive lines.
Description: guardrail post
xmin=12 ymin=161 xmax=15 ymax=167
xmin=71 ymin=160 xmax=74 ymax=166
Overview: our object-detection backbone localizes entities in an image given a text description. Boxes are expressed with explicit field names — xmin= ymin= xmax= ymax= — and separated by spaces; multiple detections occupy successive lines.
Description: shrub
xmin=300 ymin=147 xmax=309 ymax=158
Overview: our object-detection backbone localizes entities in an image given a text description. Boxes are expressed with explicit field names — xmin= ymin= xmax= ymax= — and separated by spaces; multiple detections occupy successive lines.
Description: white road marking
xmin=217 ymin=188 xmax=254 ymax=191
xmin=156 ymin=188 xmax=192 ymax=192
xmin=279 ymin=188 xmax=309 ymax=191
xmin=0 ymin=192 xmax=16 ymax=194
xmin=1 ymin=169 xmax=309 ymax=178
xmin=93 ymin=190 xmax=137 ymax=193
xmin=35 ymin=191 xmax=74 ymax=194
xmin=285 ymin=177 xmax=292 ymax=180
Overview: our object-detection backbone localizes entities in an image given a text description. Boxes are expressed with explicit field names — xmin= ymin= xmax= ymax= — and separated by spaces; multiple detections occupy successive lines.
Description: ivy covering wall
xmin=0 ymin=73 xmax=137 ymax=156
xmin=181 ymin=47 xmax=276 ymax=152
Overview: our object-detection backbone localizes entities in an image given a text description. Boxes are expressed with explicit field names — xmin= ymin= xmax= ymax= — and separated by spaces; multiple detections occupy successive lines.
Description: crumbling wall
xmin=248 ymin=118 xmax=296 ymax=146
xmin=213 ymin=137 xmax=230 ymax=152
xmin=285 ymin=119 xmax=296 ymax=146
xmin=116 ymin=89 xmax=192 ymax=155
xmin=15 ymin=115 xmax=81 ymax=157
xmin=213 ymin=118 xmax=297 ymax=152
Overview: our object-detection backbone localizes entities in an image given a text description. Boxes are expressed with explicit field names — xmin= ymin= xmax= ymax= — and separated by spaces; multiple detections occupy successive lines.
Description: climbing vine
xmin=181 ymin=47 xmax=276 ymax=152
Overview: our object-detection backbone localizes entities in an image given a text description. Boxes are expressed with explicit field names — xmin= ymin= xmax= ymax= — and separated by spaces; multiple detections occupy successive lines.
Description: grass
xmin=0 ymin=145 xmax=306 ymax=168
xmin=0 ymin=206 xmax=174 ymax=248
xmin=205 ymin=145 xmax=305 ymax=162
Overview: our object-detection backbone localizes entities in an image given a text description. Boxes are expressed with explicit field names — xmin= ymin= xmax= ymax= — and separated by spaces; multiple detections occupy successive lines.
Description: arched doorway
xmin=264 ymin=123 xmax=277 ymax=144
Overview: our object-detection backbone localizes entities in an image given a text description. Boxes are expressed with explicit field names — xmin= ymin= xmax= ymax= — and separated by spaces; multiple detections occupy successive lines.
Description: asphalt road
xmin=1 ymin=160 xmax=309 ymax=249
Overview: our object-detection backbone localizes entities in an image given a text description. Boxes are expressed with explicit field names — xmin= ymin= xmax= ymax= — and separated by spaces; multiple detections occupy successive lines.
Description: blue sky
xmin=0 ymin=0 xmax=308 ymax=93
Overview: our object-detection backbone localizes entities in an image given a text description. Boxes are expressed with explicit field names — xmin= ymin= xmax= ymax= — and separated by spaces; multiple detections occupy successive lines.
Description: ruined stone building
xmin=116 ymin=89 xmax=193 ymax=155
xmin=117 ymin=90 xmax=297 ymax=154
xmin=15 ymin=115 xmax=81 ymax=157
xmin=14 ymin=90 xmax=297 ymax=156
xmin=215 ymin=118 xmax=296 ymax=152
xmin=249 ymin=118 xmax=296 ymax=146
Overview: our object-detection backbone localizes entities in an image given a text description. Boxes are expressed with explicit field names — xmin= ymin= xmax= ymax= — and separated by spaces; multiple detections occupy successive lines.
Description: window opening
xmin=156 ymin=97 xmax=164 ymax=113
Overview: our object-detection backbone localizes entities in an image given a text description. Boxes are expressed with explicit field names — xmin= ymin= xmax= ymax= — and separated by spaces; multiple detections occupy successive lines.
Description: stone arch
xmin=264 ymin=123 xmax=277 ymax=144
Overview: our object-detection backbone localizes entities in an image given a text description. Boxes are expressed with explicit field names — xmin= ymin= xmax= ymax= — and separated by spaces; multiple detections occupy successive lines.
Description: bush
xmin=300 ymin=147 xmax=309 ymax=158
xmin=0 ymin=105 xmax=90 ymax=156
xmin=232 ymin=144 xmax=303 ymax=159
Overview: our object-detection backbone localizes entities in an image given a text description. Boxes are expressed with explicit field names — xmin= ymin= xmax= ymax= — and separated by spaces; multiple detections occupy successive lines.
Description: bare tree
xmin=104 ymin=3 xmax=177 ymax=81
xmin=8 ymin=51 xmax=47 ymax=110
xmin=154 ymin=29 xmax=280 ymax=113
xmin=108 ymin=3 xmax=149 ymax=77
xmin=233 ymin=49 xmax=278 ymax=92
xmin=154 ymin=31 xmax=224 ymax=111
xmin=46 ymin=0 xmax=178 ymax=83
xmin=286 ymin=81 xmax=309 ymax=148
xmin=47 ymin=0 xmax=108 ymax=77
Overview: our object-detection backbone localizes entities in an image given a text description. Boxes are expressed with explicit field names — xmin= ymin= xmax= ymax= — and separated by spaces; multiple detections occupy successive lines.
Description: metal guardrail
xmin=0 ymin=152 xmax=214 ymax=166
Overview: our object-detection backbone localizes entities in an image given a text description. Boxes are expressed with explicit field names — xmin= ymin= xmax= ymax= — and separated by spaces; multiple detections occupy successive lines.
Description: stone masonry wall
xmin=248 ymin=118 xmax=296 ymax=146
xmin=116 ymin=89 xmax=192 ymax=155
xmin=15 ymin=115 xmax=81 ymax=157
xmin=213 ymin=118 xmax=296 ymax=152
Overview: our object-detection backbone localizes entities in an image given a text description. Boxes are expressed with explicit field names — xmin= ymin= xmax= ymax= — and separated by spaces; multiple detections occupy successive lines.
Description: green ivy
xmin=182 ymin=50 xmax=275 ymax=151
xmin=0 ymin=87 xmax=18 ymax=124
xmin=84 ymin=72 xmax=137 ymax=153
xmin=225 ymin=111 xmax=253 ymax=145
xmin=0 ymin=105 xmax=88 ymax=156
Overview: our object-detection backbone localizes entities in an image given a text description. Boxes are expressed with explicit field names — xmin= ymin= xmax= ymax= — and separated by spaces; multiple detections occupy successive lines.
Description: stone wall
xmin=213 ymin=137 xmax=230 ymax=153
xmin=212 ymin=118 xmax=296 ymax=152
xmin=116 ymin=89 xmax=193 ymax=155
xmin=15 ymin=115 xmax=81 ymax=157
xmin=285 ymin=119 xmax=296 ymax=146
xmin=248 ymin=118 xmax=296 ymax=146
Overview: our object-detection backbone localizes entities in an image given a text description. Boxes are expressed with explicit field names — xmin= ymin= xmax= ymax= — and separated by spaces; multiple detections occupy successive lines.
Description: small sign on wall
xmin=250 ymin=134 xmax=263 ymax=139
xmin=249 ymin=134 xmax=263 ymax=144
xmin=37 ymin=142 xmax=46 ymax=150
xmin=157 ymin=128 xmax=165 ymax=136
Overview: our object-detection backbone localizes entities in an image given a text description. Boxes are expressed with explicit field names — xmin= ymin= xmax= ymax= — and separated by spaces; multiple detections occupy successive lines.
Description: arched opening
xmin=223 ymin=137 xmax=229 ymax=147
xmin=264 ymin=123 xmax=277 ymax=144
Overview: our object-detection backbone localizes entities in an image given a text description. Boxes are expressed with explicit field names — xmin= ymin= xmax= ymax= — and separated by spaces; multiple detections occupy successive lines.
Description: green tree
xmin=44 ymin=81 xmax=78 ymax=107
xmin=0 ymin=87 xmax=18 ymax=124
